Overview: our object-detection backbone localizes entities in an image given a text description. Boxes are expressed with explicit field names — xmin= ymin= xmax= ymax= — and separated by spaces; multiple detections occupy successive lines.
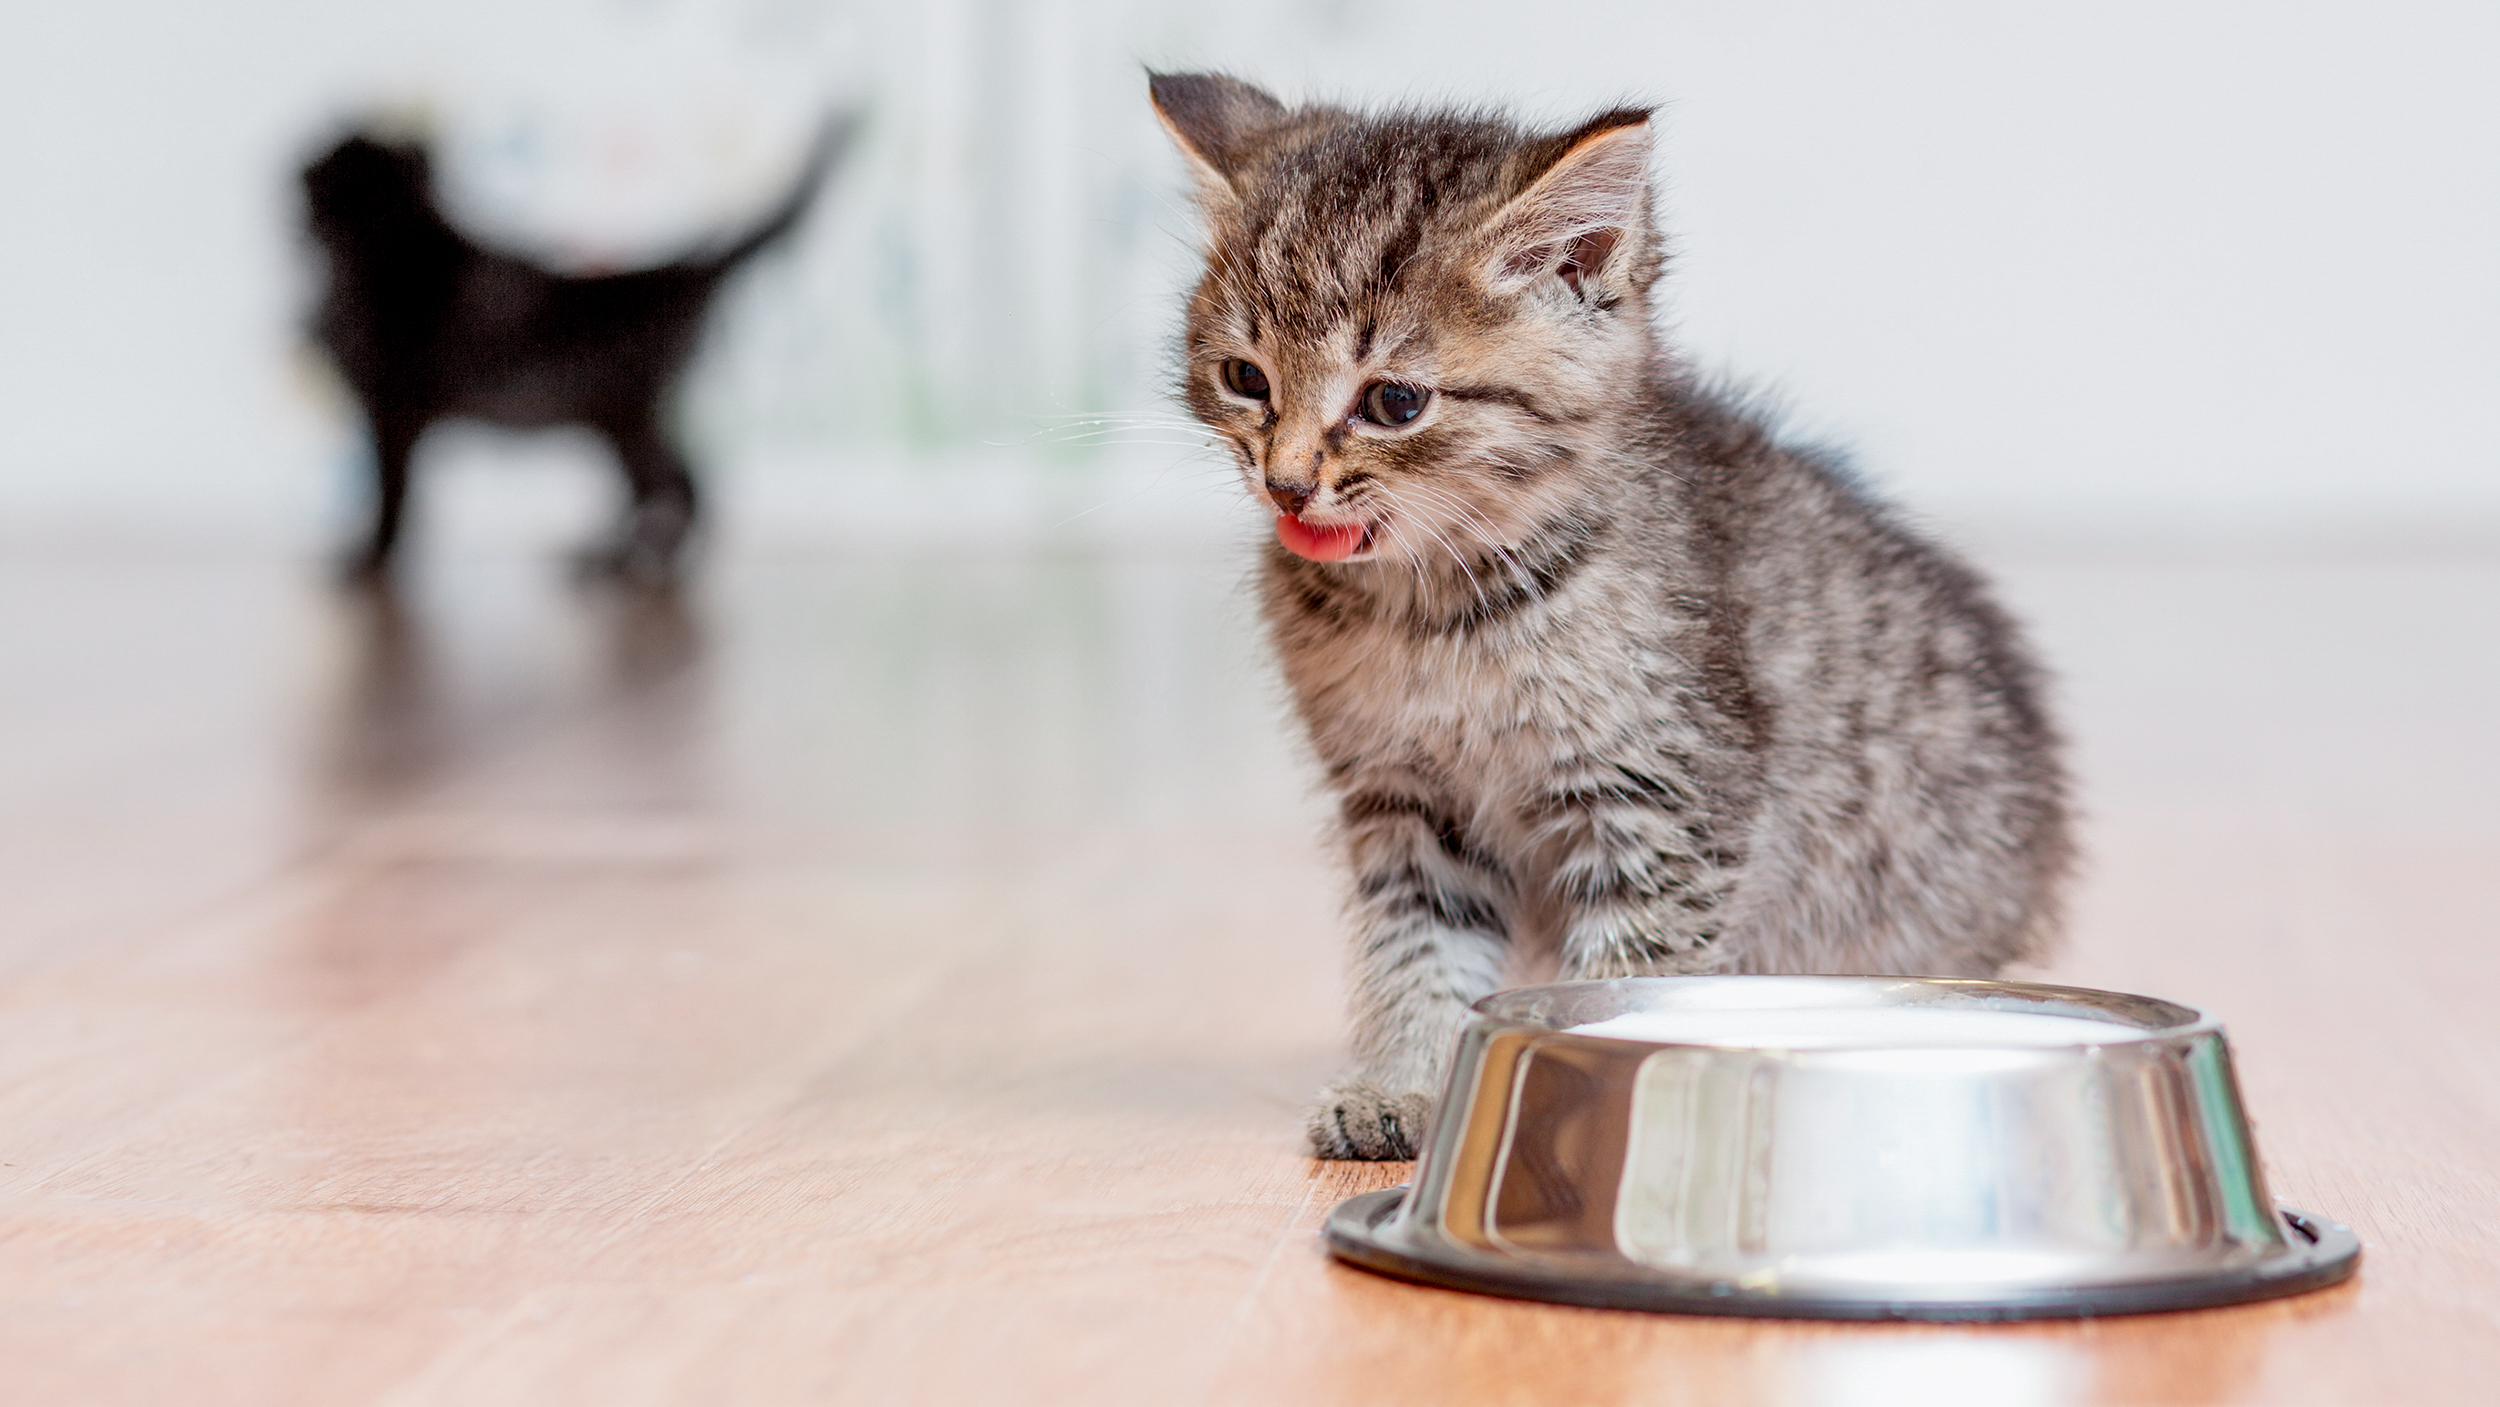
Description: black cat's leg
xmin=343 ymin=413 xmax=423 ymax=581
xmin=1541 ymin=763 xmax=1743 ymax=979
xmin=592 ymin=416 xmax=699 ymax=586
xmin=1310 ymin=788 xmax=1511 ymax=1160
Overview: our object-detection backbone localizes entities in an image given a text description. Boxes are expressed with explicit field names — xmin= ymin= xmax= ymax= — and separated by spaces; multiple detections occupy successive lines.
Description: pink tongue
xmin=1276 ymin=514 xmax=1367 ymax=562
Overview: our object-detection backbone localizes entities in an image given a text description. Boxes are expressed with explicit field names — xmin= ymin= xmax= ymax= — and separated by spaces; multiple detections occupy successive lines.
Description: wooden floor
xmin=3 ymin=534 xmax=2496 ymax=1404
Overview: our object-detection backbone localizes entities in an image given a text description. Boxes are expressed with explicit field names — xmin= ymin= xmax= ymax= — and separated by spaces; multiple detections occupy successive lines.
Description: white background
xmin=1 ymin=0 xmax=2492 ymax=544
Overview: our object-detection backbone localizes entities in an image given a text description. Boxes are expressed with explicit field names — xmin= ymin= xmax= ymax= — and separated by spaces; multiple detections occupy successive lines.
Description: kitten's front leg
xmin=1544 ymin=776 xmax=1742 ymax=979
xmin=1310 ymin=791 xmax=1510 ymax=1160
xmin=341 ymin=411 xmax=423 ymax=580
xmin=586 ymin=416 xmax=699 ymax=586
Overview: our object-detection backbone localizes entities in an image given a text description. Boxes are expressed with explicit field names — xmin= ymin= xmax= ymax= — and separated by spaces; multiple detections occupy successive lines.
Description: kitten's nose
xmin=1266 ymin=479 xmax=1313 ymax=517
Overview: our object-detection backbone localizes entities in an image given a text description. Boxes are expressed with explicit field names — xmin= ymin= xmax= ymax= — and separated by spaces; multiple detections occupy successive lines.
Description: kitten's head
xmin=1152 ymin=74 xmax=1660 ymax=568
xmin=302 ymin=132 xmax=436 ymax=247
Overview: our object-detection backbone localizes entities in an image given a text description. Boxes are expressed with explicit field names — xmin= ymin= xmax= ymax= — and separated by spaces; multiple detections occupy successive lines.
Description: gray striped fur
xmin=1152 ymin=74 xmax=2072 ymax=1160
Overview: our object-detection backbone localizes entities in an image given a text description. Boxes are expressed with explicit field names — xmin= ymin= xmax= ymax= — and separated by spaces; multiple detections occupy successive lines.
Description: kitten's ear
xmin=1150 ymin=71 xmax=1289 ymax=208
xmin=1480 ymin=109 xmax=1655 ymax=300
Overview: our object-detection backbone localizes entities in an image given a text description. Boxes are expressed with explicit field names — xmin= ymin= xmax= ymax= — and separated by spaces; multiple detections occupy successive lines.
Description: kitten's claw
xmin=1306 ymin=1080 xmax=1434 ymax=1161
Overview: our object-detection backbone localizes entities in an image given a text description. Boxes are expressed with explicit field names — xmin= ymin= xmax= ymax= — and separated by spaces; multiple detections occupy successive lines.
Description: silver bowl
xmin=1324 ymin=976 xmax=2359 ymax=1320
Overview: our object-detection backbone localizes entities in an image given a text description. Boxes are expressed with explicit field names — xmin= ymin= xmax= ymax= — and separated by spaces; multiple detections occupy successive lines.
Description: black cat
xmin=302 ymin=118 xmax=852 ymax=583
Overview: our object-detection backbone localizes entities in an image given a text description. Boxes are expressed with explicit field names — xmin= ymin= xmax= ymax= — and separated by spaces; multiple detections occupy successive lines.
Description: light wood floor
xmin=3 ymin=535 xmax=2495 ymax=1405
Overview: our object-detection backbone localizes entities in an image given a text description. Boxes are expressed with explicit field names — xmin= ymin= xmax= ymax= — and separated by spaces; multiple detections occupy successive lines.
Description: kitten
xmin=1150 ymin=74 xmax=2072 ymax=1160
xmin=302 ymin=118 xmax=852 ymax=584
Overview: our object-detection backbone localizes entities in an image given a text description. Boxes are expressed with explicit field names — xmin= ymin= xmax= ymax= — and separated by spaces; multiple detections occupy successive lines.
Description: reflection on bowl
xmin=1324 ymin=976 xmax=2359 ymax=1321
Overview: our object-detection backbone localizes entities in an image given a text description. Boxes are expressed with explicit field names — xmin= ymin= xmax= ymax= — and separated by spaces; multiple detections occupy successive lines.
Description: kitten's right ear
xmin=1149 ymin=72 xmax=1288 ymax=209
xmin=1479 ymin=108 xmax=1656 ymax=301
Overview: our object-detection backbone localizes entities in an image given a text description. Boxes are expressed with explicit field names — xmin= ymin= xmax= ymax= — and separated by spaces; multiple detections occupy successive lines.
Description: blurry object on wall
xmin=301 ymin=112 xmax=856 ymax=584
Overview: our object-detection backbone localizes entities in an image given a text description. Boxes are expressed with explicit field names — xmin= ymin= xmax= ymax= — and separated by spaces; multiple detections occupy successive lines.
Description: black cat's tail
xmin=689 ymin=110 xmax=862 ymax=276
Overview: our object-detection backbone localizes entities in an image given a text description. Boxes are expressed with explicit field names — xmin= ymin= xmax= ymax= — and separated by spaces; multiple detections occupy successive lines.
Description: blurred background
xmin=2 ymin=6 xmax=2498 ymax=1395
xmin=4 ymin=0 xmax=2493 ymax=553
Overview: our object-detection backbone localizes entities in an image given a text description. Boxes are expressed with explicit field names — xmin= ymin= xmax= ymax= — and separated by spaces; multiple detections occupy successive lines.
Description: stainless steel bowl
xmin=1324 ymin=976 xmax=2359 ymax=1320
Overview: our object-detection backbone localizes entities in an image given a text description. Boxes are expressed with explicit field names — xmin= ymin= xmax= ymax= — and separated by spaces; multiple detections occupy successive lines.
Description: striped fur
xmin=1152 ymin=75 xmax=2072 ymax=1159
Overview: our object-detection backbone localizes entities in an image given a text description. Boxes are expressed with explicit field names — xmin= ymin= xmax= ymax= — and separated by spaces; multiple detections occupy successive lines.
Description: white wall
xmin=1 ymin=0 xmax=2492 ymax=542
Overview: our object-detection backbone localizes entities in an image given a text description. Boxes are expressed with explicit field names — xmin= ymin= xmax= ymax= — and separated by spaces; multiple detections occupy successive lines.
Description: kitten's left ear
xmin=1150 ymin=71 xmax=1288 ymax=211
xmin=1480 ymin=108 xmax=1655 ymax=300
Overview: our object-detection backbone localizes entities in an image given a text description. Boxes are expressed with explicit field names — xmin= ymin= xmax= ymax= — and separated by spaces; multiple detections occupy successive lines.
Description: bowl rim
xmin=1468 ymin=975 xmax=2220 ymax=1053
xmin=1326 ymin=1185 xmax=2362 ymax=1321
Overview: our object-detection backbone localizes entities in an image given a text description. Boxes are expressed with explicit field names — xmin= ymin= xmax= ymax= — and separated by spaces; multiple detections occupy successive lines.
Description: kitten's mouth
xmin=1276 ymin=513 xmax=1377 ymax=563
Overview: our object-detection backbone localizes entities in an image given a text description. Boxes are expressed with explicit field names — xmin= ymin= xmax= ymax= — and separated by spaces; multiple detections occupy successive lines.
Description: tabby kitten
xmin=1151 ymin=74 xmax=2072 ymax=1160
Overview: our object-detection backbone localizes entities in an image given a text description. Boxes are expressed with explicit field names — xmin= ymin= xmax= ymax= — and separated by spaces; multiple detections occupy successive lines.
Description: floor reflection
xmin=1790 ymin=1334 xmax=2092 ymax=1407
xmin=297 ymin=546 xmax=1319 ymax=847
xmin=308 ymin=568 xmax=711 ymax=830
xmin=289 ymin=569 xmax=719 ymax=1011
xmin=320 ymin=576 xmax=437 ymax=801
xmin=1769 ymin=1304 xmax=2284 ymax=1407
xmin=590 ymin=580 xmax=704 ymax=694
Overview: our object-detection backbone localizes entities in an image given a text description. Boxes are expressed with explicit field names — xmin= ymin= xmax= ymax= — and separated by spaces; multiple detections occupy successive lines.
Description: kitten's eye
xmin=1360 ymin=382 xmax=1429 ymax=427
xmin=1221 ymin=359 xmax=1271 ymax=400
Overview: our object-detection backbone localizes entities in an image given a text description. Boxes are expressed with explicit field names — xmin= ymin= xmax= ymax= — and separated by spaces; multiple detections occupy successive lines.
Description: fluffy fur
xmin=302 ymin=119 xmax=849 ymax=583
xmin=1150 ymin=74 xmax=2072 ymax=1160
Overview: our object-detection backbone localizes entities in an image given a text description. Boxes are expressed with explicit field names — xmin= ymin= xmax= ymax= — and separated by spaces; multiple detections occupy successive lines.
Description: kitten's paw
xmin=572 ymin=540 xmax=681 ymax=590
xmin=1306 ymin=1081 xmax=1434 ymax=1161
xmin=333 ymin=542 xmax=394 ymax=586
